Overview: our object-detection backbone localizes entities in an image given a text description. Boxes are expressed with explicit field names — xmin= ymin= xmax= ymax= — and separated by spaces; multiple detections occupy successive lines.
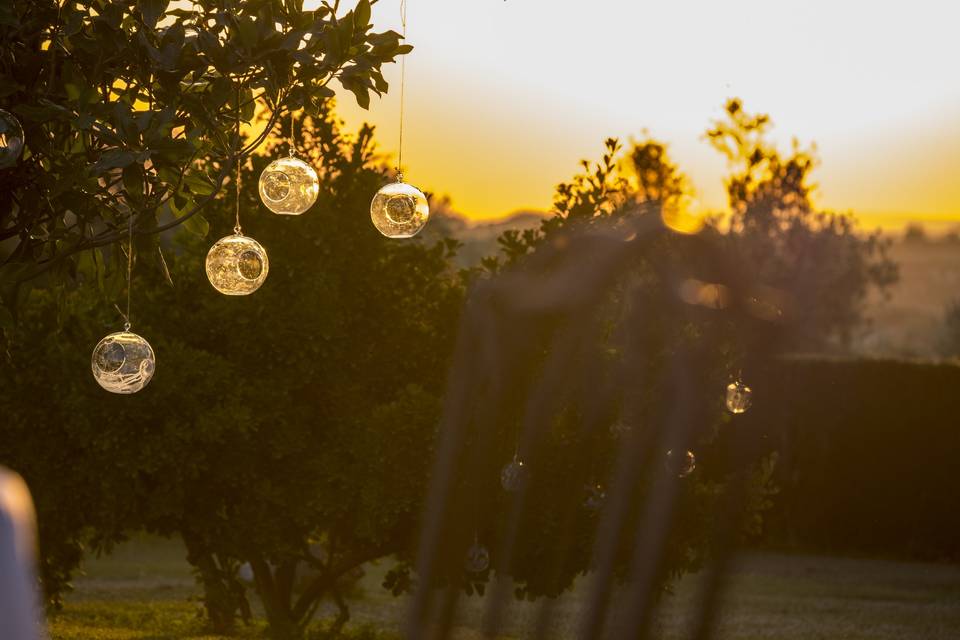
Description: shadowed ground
xmin=49 ymin=536 xmax=960 ymax=639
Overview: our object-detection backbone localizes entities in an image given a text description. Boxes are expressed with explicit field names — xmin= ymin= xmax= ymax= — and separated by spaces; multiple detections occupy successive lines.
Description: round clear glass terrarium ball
xmin=665 ymin=450 xmax=696 ymax=478
xmin=0 ymin=109 xmax=25 ymax=167
xmin=205 ymin=234 xmax=269 ymax=295
xmin=258 ymin=155 xmax=319 ymax=215
xmin=91 ymin=331 xmax=156 ymax=394
xmin=464 ymin=543 xmax=490 ymax=574
xmin=370 ymin=181 xmax=429 ymax=238
xmin=726 ymin=380 xmax=753 ymax=414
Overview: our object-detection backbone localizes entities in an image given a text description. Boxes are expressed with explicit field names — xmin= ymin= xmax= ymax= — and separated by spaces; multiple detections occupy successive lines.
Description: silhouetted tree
xmin=463 ymin=136 xmax=776 ymax=606
xmin=707 ymin=98 xmax=899 ymax=351
xmin=624 ymin=138 xmax=688 ymax=207
xmin=903 ymin=223 xmax=928 ymax=244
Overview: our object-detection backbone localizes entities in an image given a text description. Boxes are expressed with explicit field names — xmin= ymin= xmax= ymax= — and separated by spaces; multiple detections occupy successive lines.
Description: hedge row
xmin=748 ymin=357 xmax=960 ymax=559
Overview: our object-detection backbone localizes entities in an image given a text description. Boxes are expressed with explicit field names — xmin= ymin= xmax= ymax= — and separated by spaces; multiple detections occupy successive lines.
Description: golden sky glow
xmin=323 ymin=0 xmax=960 ymax=230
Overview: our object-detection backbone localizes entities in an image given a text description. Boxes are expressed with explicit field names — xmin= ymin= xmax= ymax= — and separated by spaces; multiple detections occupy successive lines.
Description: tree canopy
xmin=1 ymin=106 xmax=464 ymax=636
xmin=706 ymin=99 xmax=898 ymax=350
xmin=0 ymin=0 xmax=408 ymax=314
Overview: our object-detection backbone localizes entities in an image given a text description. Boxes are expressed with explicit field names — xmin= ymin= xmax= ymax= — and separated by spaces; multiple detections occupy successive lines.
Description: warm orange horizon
xmin=321 ymin=0 xmax=959 ymax=232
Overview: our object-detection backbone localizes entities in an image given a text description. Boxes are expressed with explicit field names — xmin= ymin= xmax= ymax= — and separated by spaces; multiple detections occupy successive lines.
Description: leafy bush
xmin=752 ymin=357 xmax=960 ymax=559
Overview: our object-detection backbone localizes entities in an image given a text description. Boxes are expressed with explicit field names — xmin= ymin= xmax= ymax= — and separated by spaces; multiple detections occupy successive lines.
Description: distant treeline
xmin=747 ymin=357 xmax=960 ymax=560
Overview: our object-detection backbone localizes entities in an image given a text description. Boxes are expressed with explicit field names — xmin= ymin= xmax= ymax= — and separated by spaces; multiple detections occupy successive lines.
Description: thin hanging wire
xmin=396 ymin=0 xmax=407 ymax=182
xmin=234 ymin=84 xmax=242 ymax=235
xmin=124 ymin=210 xmax=133 ymax=331
xmin=289 ymin=107 xmax=296 ymax=157
xmin=120 ymin=71 xmax=153 ymax=331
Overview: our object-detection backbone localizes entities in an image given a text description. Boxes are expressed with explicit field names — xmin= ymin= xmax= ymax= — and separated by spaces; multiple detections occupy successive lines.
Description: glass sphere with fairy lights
xmin=205 ymin=233 xmax=269 ymax=295
xmin=0 ymin=108 xmax=25 ymax=167
xmin=726 ymin=379 xmax=752 ymax=414
xmin=258 ymin=153 xmax=319 ymax=215
xmin=91 ymin=330 xmax=156 ymax=394
xmin=370 ymin=177 xmax=429 ymax=238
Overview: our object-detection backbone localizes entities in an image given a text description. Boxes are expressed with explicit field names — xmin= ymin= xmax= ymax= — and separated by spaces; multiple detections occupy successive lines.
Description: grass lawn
xmin=48 ymin=536 xmax=960 ymax=639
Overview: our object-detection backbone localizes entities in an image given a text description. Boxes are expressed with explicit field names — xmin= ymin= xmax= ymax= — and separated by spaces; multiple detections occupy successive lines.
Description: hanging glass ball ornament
xmin=258 ymin=152 xmax=319 ymax=215
xmin=464 ymin=542 xmax=490 ymax=574
xmin=500 ymin=455 xmax=526 ymax=492
xmin=726 ymin=379 xmax=753 ymax=414
xmin=205 ymin=233 xmax=269 ymax=295
xmin=91 ymin=330 xmax=156 ymax=394
xmin=370 ymin=176 xmax=429 ymax=238
xmin=0 ymin=109 xmax=25 ymax=167
xmin=583 ymin=483 xmax=606 ymax=511
xmin=665 ymin=450 xmax=696 ymax=478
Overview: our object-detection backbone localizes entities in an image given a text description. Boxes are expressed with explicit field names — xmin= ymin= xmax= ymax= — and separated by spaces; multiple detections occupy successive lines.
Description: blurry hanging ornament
xmin=91 ymin=329 xmax=156 ymax=394
xmin=464 ymin=540 xmax=490 ymax=574
xmin=583 ymin=483 xmax=606 ymax=511
xmin=665 ymin=450 xmax=696 ymax=478
xmin=0 ymin=108 xmax=25 ymax=167
xmin=205 ymin=232 xmax=269 ymax=295
xmin=500 ymin=454 xmax=526 ymax=492
xmin=726 ymin=379 xmax=753 ymax=414
xmin=370 ymin=176 xmax=429 ymax=238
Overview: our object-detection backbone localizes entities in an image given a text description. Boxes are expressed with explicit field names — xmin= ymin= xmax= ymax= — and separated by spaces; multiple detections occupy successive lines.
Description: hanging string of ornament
xmin=206 ymin=82 xmax=269 ymax=296
xmin=91 ymin=210 xmax=156 ymax=394
xmin=370 ymin=0 xmax=430 ymax=239
xmin=258 ymin=98 xmax=318 ymax=216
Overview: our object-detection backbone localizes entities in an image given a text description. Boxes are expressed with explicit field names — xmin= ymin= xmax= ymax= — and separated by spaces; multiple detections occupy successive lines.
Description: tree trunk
xmin=182 ymin=532 xmax=248 ymax=634
xmin=329 ymin=586 xmax=350 ymax=637
xmin=250 ymin=556 xmax=302 ymax=639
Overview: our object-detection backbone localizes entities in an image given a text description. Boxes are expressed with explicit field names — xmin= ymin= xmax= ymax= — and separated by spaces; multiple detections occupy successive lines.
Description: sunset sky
xmin=327 ymin=0 xmax=960 ymax=230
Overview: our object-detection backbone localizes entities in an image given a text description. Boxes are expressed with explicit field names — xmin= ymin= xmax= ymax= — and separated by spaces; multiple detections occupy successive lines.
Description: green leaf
xmin=236 ymin=17 xmax=259 ymax=49
xmin=122 ymin=164 xmax=144 ymax=199
xmin=138 ymin=0 xmax=169 ymax=29
xmin=182 ymin=172 xmax=216 ymax=196
xmin=181 ymin=213 xmax=209 ymax=238
xmin=93 ymin=150 xmax=137 ymax=173
xmin=354 ymin=0 xmax=371 ymax=31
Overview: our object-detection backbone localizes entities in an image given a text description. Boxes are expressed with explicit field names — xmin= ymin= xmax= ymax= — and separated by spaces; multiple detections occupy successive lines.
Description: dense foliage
xmin=2 ymin=42 xmax=881 ymax=634
xmin=488 ymin=101 xmax=898 ymax=354
xmin=0 ymin=116 xmax=780 ymax=638
xmin=751 ymin=357 xmax=960 ymax=559
xmin=428 ymin=135 xmax=778 ymax=608
xmin=706 ymin=99 xmax=899 ymax=351
xmin=0 ymin=0 xmax=408 ymax=310
xmin=0 ymin=108 xmax=464 ymax=637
